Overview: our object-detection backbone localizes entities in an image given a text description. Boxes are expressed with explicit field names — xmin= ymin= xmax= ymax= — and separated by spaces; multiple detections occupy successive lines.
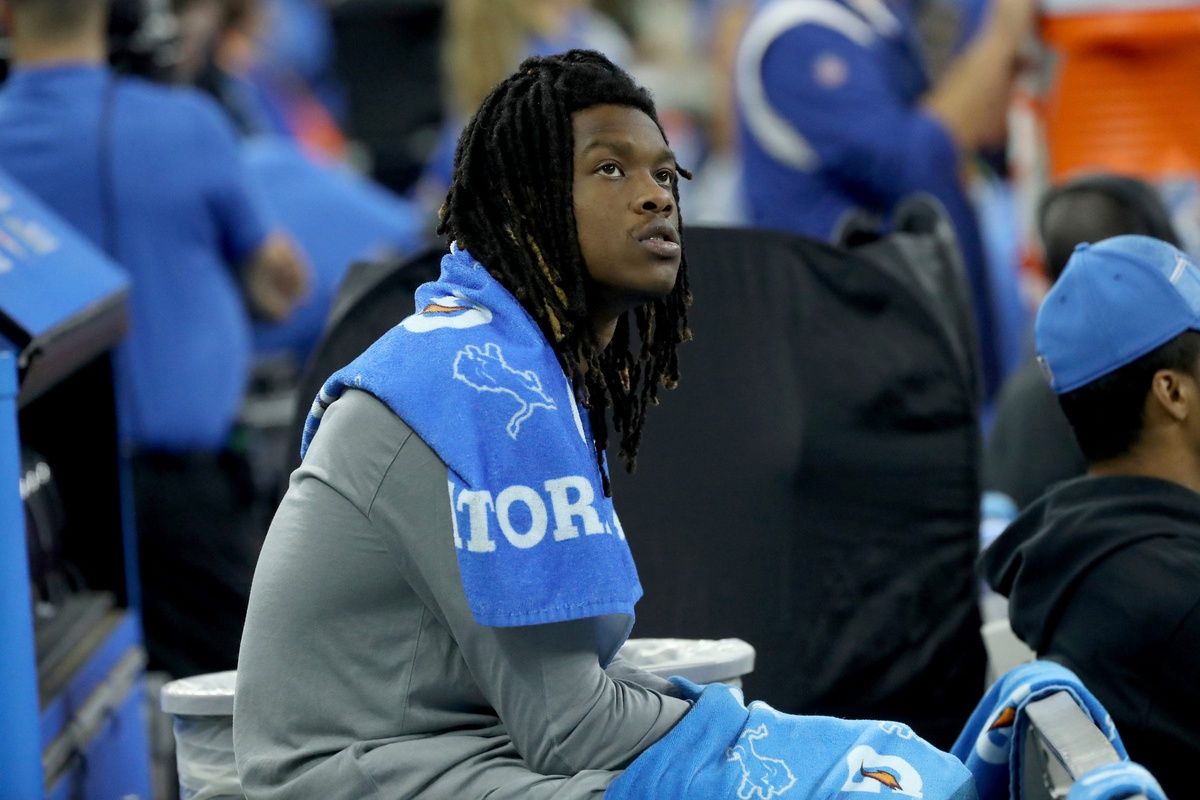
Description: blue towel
xmin=951 ymin=661 xmax=1127 ymax=800
xmin=607 ymin=679 xmax=977 ymax=799
xmin=1068 ymin=762 xmax=1167 ymax=800
xmin=301 ymin=245 xmax=641 ymax=631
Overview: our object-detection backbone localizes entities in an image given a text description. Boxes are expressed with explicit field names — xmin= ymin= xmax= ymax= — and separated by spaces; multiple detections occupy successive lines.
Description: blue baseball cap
xmin=1036 ymin=235 xmax=1200 ymax=394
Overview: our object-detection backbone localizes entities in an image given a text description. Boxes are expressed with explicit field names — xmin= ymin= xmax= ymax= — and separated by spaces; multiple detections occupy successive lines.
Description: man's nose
xmin=635 ymin=175 xmax=674 ymax=216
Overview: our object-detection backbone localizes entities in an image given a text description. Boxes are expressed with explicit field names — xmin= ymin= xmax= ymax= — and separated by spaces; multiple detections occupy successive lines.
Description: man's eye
xmin=597 ymin=163 xmax=623 ymax=177
xmin=655 ymin=170 xmax=676 ymax=186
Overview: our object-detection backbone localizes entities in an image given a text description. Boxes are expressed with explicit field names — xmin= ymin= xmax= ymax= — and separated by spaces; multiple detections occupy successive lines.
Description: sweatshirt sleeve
xmin=462 ymin=620 xmax=690 ymax=775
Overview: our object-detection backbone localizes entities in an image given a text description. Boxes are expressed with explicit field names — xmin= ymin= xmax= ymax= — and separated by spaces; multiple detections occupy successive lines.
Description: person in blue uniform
xmin=736 ymin=0 xmax=1034 ymax=397
xmin=0 ymin=0 xmax=307 ymax=676
xmin=169 ymin=0 xmax=427 ymax=365
xmin=245 ymin=137 xmax=426 ymax=364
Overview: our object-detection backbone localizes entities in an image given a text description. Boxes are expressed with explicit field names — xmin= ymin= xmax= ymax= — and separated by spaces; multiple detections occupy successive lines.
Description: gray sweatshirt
xmin=233 ymin=390 xmax=688 ymax=798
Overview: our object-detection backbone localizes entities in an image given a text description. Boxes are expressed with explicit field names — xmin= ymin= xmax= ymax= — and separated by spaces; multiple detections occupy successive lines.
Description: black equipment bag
xmin=610 ymin=213 xmax=985 ymax=749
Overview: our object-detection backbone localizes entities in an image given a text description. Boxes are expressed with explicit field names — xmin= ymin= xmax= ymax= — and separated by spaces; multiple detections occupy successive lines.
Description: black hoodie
xmin=981 ymin=474 xmax=1200 ymax=798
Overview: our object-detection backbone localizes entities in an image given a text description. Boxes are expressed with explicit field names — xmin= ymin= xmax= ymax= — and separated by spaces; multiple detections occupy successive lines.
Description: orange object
xmin=1040 ymin=6 xmax=1200 ymax=181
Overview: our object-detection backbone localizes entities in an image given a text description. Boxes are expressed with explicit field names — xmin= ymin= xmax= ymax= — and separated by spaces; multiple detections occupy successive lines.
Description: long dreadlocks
xmin=438 ymin=49 xmax=692 ymax=493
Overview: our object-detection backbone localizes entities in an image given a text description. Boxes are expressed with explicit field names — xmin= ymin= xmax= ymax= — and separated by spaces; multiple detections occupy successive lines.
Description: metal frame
xmin=1021 ymin=691 xmax=1147 ymax=800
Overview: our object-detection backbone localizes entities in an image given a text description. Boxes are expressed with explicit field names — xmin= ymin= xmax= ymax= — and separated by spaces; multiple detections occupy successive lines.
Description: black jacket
xmin=981 ymin=475 xmax=1200 ymax=798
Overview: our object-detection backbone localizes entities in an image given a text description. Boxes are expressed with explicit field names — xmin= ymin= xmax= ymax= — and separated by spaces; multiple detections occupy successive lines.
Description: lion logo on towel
xmin=453 ymin=342 xmax=556 ymax=439
xmin=727 ymin=723 xmax=796 ymax=799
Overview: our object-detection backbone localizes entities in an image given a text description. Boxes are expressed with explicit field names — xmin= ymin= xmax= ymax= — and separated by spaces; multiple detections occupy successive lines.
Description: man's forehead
xmin=572 ymin=106 xmax=670 ymax=156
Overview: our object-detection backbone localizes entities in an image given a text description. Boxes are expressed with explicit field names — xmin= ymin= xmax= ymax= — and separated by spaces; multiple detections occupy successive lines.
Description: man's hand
xmin=244 ymin=232 xmax=310 ymax=321
xmin=923 ymin=0 xmax=1038 ymax=153
xmin=991 ymin=0 xmax=1038 ymax=48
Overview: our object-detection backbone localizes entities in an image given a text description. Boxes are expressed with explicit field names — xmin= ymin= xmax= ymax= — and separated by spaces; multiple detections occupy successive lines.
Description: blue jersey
xmin=736 ymin=0 xmax=1000 ymax=393
xmin=0 ymin=64 xmax=269 ymax=451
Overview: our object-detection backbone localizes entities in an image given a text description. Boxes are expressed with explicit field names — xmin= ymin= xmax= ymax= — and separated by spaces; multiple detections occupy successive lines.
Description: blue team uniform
xmin=736 ymin=0 xmax=1001 ymax=394
xmin=0 ymin=64 xmax=269 ymax=451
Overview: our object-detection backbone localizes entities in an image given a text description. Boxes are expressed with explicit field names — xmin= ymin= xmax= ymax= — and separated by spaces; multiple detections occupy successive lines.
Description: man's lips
xmin=635 ymin=220 xmax=681 ymax=258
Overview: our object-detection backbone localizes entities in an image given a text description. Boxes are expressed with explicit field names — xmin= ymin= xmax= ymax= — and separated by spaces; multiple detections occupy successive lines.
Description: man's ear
xmin=1149 ymin=368 xmax=1192 ymax=423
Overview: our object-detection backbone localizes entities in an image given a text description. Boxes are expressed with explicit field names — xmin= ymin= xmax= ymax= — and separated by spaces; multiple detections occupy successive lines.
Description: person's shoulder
xmin=748 ymin=1 xmax=891 ymax=102
xmin=748 ymin=0 xmax=885 ymax=56
xmin=300 ymin=390 xmax=439 ymax=516
xmin=1086 ymin=532 xmax=1200 ymax=650
xmin=116 ymin=76 xmax=201 ymax=110
xmin=116 ymin=77 xmax=235 ymax=137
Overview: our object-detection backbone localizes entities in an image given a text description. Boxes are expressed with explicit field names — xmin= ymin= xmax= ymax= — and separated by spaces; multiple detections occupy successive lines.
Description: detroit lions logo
xmin=453 ymin=343 xmax=557 ymax=439
xmin=727 ymin=723 xmax=796 ymax=800
xmin=401 ymin=294 xmax=493 ymax=332
xmin=841 ymin=746 xmax=924 ymax=797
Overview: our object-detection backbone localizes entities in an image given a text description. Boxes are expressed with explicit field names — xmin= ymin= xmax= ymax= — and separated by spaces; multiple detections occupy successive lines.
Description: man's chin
xmin=638 ymin=262 xmax=682 ymax=300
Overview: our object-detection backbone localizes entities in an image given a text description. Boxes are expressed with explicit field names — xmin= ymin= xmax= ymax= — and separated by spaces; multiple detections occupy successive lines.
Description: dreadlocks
xmin=438 ymin=49 xmax=692 ymax=494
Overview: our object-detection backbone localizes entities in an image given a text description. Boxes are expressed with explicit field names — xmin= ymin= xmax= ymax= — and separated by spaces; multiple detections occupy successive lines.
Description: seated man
xmin=983 ymin=235 xmax=1200 ymax=799
xmin=234 ymin=49 xmax=975 ymax=800
xmin=984 ymin=174 xmax=1180 ymax=510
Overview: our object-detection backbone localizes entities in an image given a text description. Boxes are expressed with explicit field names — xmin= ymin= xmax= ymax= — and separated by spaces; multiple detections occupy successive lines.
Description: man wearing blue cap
xmin=982 ymin=235 xmax=1200 ymax=798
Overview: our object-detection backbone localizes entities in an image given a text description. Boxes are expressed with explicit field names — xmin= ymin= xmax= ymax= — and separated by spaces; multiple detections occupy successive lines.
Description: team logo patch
xmin=813 ymin=52 xmax=849 ymax=89
xmin=453 ymin=342 xmax=556 ymax=439
xmin=401 ymin=294 xmax=493 ymax=332
xmin=841 ymin=746 xmax=924 ymax=797
xmin=727 ymin=723 xmax=796 ymax=800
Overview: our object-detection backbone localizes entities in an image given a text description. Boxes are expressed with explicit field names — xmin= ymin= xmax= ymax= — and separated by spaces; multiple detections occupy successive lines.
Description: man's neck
xmin=1089 ymin=446 xmax=1200 ymax=496
xmin=590 ymin=313 xmax=618 ymax=351
xmin=10 ymin=37 xmax=107 ymax=68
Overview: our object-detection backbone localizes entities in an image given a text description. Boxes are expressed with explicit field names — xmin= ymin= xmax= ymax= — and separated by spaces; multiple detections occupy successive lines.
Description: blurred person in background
xmin=983 ymin=235 xmax=1200 ymax=799
xmin=613 ymin=0 xmax=752 ymax=226
xmin=985 ymin=174 xmax=1181 ymax=510
xmin=0 ymin=0 xmax=307 ymax=677
xmin=735 ymin=0 xmax=1035 ymax=400
xmin=176 ymin=0 xmax=345 ymax=157
xmin=414 ymin=0 xmax=631 ymax=215
xmin=255 ymin=0 xmax=344 ymax=124
xmin=175 ymin=0 xmax=427 ymax=367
